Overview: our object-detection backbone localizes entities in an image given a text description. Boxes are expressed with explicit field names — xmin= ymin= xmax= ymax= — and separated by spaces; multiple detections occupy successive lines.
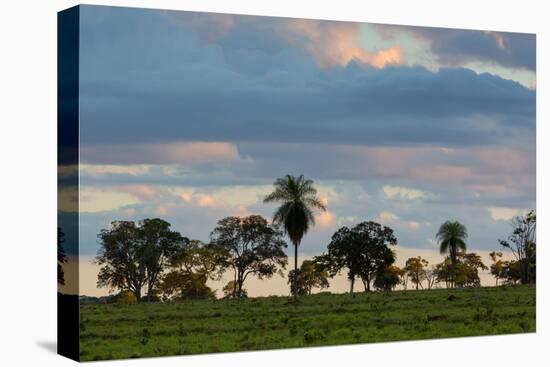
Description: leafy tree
xmin=158 ymin=271 xmax=216 ymax=301
xmin=96 ymin=219 xmax=186 ymax=302
xmin=116 ymin=290 xmax=137 ymax=304
xmin=500 ymin=260 xmax=522 ymax=285
xmin=322 ymin=221 xmax=397 ymax=293
xmin=373 ymin=265 xmax=403 ymax=291
xmin=210 ymin=215 xmax=288 ymax=298
xmin=263 ymin=175 xmax=326 ymax=296
xmin=139 ymin=218 xmax=188 ymax=301
xmin=436 ymin=221 xmax=468 ymax=287
xmin=288 ymin=259 xmax=330 ymax=296
xmin=58 ymin=227 xmax=67 ymax=285
xmin=159 ymin=240 xmax=228 ymax=301
xmin=404 ymin=256 xmax=429 ymax=290
xmin=489 ymin=251 xmax=505 ymax=286
xmin=435 ymin=253 xmax=487 ymax=288
xmin=223 ymin=280 xmax=247 ymax=298
xmin=498 ymin=210 xmax=536 ymax=284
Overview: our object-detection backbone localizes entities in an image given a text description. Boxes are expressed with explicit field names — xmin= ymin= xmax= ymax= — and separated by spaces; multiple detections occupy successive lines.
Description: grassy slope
xmin=80 ymin=285 xmax=535 ymax=361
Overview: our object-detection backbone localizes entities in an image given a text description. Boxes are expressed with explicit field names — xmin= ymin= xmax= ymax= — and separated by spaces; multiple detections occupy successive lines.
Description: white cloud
xmin=488 ymin=206 xmax=523 ymax=221
xmin=383 ymin=185 xmax=428 ymax=200
xmin=376 ymin=211 xmax=399 ymax=223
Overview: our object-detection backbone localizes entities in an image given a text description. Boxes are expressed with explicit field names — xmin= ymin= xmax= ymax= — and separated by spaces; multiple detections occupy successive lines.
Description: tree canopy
xmin=320 ymin=221 xmax=397 ymax=293
xmin=288 ymin=259 xmax=330 ymax=296
xmin=498 ymin=210 xmax=536 ymax=284
xmin=210 ymin=215 xmax=288 ymax=298
xmin=95 ymin=219 xmax=187 ymax=302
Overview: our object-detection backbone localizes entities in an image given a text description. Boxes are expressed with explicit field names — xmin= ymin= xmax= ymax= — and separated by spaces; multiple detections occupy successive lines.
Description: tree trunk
xmin=135 ymin=288 xmax=142 ymax=303
xmin=293 ymin=242 xmax=298 ymax=299
xmin=350 ymin=277 xmax=355 ymax=294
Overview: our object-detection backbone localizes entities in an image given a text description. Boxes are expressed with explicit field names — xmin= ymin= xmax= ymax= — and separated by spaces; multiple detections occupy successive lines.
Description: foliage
xmin=222 ymin=280 xmax=247 ymax=298
xmin=436 ymin=221 xmax=468 ymax=265
xmin=210 ymin=215 xmax=288 ymax=298
xmin=321 ymin=221 xmax=397 ymax=293
xmin=58 ymin=227 xmax=67 ymax=285
xmin=263 ymin=174 xmax=326 ymax=295
xmin=288 ymin=259 xmax=330 ymax=296
xmin=95 ymin=219 xmax=187 ymax=302
xmin=498 ymin=210 xmax=536 ymax=284
xmin=159 ymin=240 xmax=228 ymax=301
xmin=373 ymin=265 xmax=403 ymax=291
xmin=159 ymin=271 xmax=216 ymax=301
xmin=435 ymin=253 xmax=487 ymax=288
xmin=404 ymin=256 xmax=429 ymax=290
xmin=116 ymin=290 xmax=137 ymax=304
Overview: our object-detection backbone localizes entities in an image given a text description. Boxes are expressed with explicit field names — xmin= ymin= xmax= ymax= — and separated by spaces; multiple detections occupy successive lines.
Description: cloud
xmin=283 ymin=19 xmax=402 ymax=68
xmin=81 ymin=142 xmax=239 ymax=165
xmin=488 ymin=207 xmax=523 ymax=221
xmin=383 ymin=185 xmax=428 ymax=200
xmin=375 ymin=25 xmax=536 ymax=71
xmin=315 ymin=210 xmax=336 ymax=228
xmin=376 ymin=211 xmax=399 ymax=224
xmin=79 ymin=6 xmax=535 ymax=149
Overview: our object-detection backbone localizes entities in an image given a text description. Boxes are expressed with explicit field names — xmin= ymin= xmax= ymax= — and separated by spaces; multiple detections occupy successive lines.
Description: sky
xmin=58 ymin=5 xmax=535 ymax=296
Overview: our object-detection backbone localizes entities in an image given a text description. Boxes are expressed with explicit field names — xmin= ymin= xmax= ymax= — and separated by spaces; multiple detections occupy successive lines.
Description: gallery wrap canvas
xmin=57 ymin=4 xmax=536 ymax=362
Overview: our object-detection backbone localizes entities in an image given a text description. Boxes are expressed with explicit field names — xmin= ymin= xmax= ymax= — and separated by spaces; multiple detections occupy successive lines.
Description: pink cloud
xmin=283 ymin=19 xmax=402 ymax=68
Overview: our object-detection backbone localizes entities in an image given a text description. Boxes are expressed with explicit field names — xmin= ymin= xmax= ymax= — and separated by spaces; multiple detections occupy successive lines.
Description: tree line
xmin=60 ymin=175 xmax=535 ymax=302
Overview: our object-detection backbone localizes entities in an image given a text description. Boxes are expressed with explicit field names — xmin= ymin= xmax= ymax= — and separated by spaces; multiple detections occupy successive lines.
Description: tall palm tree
xmin=263 ymin=175 xmax=326 ymax=293
xmin=436 ymin=220 xmax=468 ymax=287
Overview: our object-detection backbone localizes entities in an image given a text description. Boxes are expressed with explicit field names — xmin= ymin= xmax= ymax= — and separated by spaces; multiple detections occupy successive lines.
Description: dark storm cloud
xmin=78 ymin=6 xmax=535 ymax=151
xmin=375 ymin=24 xmax=536 ymax=71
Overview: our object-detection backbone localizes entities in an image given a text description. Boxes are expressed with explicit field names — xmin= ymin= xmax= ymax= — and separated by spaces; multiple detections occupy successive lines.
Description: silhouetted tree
xmin=210 ymin=215 xmax=288 ymax=298
xmin=263 ymin=175 xmax=326 ymax=296
xmin=436 ymin=220 xmax=468 ymax=287
xmin=498 ymin=210 xmax=536 ymax=284
xmin=373 ymin=264 xmax=403 ymax=291
xmin=159 ymin=240 xmax=228 ymax=300
xmin=140 ymin=218 xmax=188 ymax=301
xmin=321 ymin=221 xmax=397 ymax=293
xmin=58 ymin=227 xmax=67 ymax=285
xmin=96 ymin=219 xmax=186 ymax=302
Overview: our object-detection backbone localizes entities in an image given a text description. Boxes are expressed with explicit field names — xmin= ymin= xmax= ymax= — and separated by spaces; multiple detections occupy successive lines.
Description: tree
xmin=95 ymin=219 xmax=186 ymax=302
xmin=498 ymin=210 xmax=536 ymax=284
xmin=435 ymin=253 xmax=487 ymax=288
xmin=58 ymin=227 xmax=67 ymax=286
xmin=489 ymin=251 xmax=505 ymax=286
xmin=373 ymin=265 xmax=403 ymax=291
xmin=288 ymin=259 xmax=330 ymax=296
xmin=263 ymin=175 xmax=326 ymax=296
xmin=158 ymin=271 xmax=216 ymax=301
xmin=210 ymin=215 xmax=288 ymax=298
xmin=223 ymin=280 xmax=247 ymax=298
xmin=159 ymin=240 xmax=228 ymax=301
xmin=436 ymin=220 xmax=468 ymax=287
xmin=139 ymin=218 xmax=188 ymax=301
xmin=322 ymin=221 xmax=397 ymax=293
xmin=425 ymin=265 xmax=438 ymax=290
xmin=404 ymin=256 xmax=429 ymax=290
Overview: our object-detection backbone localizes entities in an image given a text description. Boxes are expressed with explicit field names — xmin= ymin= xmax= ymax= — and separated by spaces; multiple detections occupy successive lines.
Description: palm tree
xmin=263 ymin=175 xmax=326 ymax=294
xmin=436 ymin=220 xmax=468 ymax=288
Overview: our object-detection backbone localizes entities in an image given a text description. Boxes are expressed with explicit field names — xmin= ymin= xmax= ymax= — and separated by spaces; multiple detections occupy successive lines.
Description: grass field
xmin=79 ymin=285 xmax=535 ymax=361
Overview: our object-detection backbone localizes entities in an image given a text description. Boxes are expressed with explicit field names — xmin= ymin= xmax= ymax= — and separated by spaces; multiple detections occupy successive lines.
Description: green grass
xmin=79 ymin=285 xmax=535 ymax=361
